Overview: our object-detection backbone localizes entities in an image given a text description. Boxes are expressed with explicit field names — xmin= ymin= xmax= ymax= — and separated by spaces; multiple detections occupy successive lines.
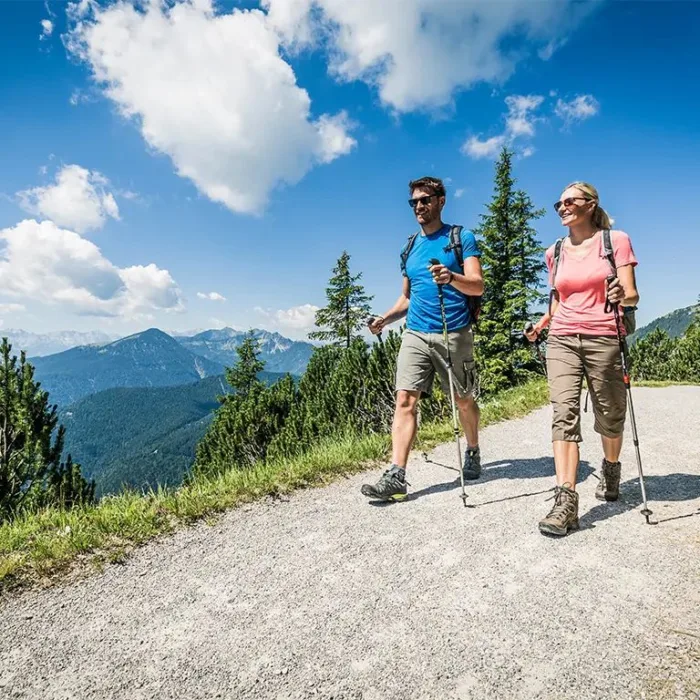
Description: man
xmin=362 ymin=176 xmax=484 ymax=502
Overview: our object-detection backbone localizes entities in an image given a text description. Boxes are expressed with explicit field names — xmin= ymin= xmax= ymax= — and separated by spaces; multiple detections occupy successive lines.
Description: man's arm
xmin=368 ymin=278 xmax=410 ymax=334
xmin=429 ymin=257 xmax=484 ymax=296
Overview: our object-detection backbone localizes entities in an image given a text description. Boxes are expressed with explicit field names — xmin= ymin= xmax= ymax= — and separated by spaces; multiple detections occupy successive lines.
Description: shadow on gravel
xmin=398 ymin=458 xmax=594 ymax=504
xmin=580 ymin=473 xmax=700 ymax=527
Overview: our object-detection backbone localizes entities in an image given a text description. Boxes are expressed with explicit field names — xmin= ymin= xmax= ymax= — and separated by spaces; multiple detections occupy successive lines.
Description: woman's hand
xmin=606 ymin=276 xmax=625 ymax=305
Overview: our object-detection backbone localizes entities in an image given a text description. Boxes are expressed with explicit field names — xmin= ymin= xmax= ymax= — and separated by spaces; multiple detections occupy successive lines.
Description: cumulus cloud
xmin=197 ymin=292 xmax=227 ymax=302
xmin=264 ymin=0 xmax=598 ymax=112
xmin=40 ymin=19 xmax=54 ymax=39
xmin=65 ymin=0 xmax=357 ymax=215
xmin=16 ymin=164 xmax=120 ymax=233
xmin=0 ymin=220 xmax=183 ymax=318
xmin=555 ymin=95 xmax=600 ymax=125
xmin=254 ymin=303 xmax=319 ymax=339
xmin=454 ymin=188 xmax=465 ymax=199
xmin=462 ymin=135 xmax=507 ymax=160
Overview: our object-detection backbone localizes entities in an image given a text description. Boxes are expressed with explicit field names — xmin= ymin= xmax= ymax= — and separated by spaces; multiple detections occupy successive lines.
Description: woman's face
xmin=555 ymin=187 xmax=596 ymax=228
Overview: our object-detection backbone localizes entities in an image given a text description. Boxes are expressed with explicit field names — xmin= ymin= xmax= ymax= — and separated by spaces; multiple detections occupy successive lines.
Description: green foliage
xmin=225 ymin=331 xmax=265 ymax=397
xmin=309 ymin=251 xmax=374 ymax=348
xmin=0 ymin=339 xmax=94 ymax=522
xmin=474 ymin=148 xmax=547 ymax=393
xmin=629 ymin=303 xmax=700 ymax=345
xmin=192 ymin=339 xmax=297 ymax=478
xmin=630 ymin=311 xmax=700 ymax=383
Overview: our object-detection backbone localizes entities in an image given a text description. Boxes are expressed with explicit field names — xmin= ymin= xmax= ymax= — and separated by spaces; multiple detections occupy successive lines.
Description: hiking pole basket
xmin=605 ymin=275 xmax=653 ymax=525
xmin=430 ymin=259 xmax=468 ymax=507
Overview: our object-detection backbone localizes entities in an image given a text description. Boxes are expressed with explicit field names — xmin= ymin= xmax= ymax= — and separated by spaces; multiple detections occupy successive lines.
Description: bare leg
xmin=391 ymin=390 xmax=420 ymax=468
xmin=456 ymin=394 xmax=480 ymax=448
xmin=601 ymin=434 xmax=623 ymax=462
xmin=552 ymin=440 xmax=580 ymax=489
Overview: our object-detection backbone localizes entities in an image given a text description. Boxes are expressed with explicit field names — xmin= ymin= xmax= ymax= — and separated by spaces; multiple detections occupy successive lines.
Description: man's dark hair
xmin=409 ymin=176 xmax=446 ymax=199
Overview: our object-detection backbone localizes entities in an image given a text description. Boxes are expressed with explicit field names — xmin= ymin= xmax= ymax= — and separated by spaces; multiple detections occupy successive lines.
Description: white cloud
xmin=538 ymin=38 xmax=567 ymax=61
xmin=454 ymin=188 xmax=465 ymax=199
xmin=254 ymin=303 xmax=319 ymax=339
xmin=521 ymin=146 xmax=536 ymax=158
xmin=66 ymin=0 xmax=357 ymax=215
xmin=264 ymin=0 xmax=598 ymax=112
xmin=40 ymin=19 xmax=54 ymax=39
xmin=0 ymin=219 xmax=183 ymax=319
xmin=462 ymin=135 xmax=506 ymax=160
xmin=504 ymin=95 xmax=544 ymax=137
xmin=555 ymin=95 xmax=600 ymax=124
xmin=16 ymin=164 xmax=120 ymax=234
xmin=197 ymin=292 xmax=227 ymax=302
xmin=0 ymin=303 xmax=25 ymax=314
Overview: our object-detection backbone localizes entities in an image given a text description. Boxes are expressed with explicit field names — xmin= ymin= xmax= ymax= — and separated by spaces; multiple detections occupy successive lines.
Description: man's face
xmin=410 ymin=188 xmax=443 ymax=227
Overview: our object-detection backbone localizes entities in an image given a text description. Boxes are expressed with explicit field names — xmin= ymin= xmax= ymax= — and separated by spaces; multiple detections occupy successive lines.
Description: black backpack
xmin=550 ymin=229 xmax=637 ymax=334
xmin=400 ymin=224 xmax=482 ymax=327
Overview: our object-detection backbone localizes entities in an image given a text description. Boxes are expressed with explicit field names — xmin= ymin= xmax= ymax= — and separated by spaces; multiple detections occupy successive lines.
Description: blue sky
xmin=1 ymin=0 xmax=698 ymax=340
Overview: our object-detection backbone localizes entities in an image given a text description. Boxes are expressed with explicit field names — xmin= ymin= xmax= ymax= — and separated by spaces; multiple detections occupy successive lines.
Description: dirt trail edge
xmin=1 ymin=387 xmax=699 ymax=700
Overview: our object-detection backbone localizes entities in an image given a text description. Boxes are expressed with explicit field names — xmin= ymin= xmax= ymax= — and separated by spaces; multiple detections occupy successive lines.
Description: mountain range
xmin=630 ymin=303 xmax=699 ymax=344
xmin=23 ymin=326 xmax=314 ymax=407
xmin=31 ymin=329 xmax=224 ymax=406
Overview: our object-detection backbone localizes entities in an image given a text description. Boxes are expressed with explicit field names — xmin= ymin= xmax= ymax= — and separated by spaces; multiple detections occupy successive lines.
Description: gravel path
xmin=1 ymin=386 xmax=699 ymax=700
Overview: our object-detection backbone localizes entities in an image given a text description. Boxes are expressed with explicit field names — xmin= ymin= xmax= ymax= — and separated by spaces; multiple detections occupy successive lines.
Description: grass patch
xmin=0 ymin=379 xmax=549 ymax=593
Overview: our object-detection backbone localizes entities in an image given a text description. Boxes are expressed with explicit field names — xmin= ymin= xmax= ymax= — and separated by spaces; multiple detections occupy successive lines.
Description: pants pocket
xmin=461 ymin=359 xmax=478 ymax=397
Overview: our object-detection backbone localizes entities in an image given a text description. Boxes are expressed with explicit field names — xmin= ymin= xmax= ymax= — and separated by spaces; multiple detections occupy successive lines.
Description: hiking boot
xmin=538 ymin=483 xmax=579 ymax=537
xmin=462 ymin=446 xmax=481 ymax=481
xmin=361 ymin=466 xmax=408 ymax=502
xmin=595 ymin=459 xmax=621 ymax=501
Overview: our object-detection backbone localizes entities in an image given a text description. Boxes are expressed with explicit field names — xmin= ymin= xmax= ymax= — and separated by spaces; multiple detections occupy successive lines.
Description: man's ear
xmin=439 ymin=196 xmax=446 ymax=210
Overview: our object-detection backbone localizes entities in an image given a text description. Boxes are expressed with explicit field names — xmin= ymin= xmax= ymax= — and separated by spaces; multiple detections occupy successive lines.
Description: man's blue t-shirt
xmin=402 ymin=224 xmax=481 ymax=333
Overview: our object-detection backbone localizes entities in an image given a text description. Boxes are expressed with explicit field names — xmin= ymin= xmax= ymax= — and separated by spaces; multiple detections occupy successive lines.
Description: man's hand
xmin=606 ymin=276 xmax=625 ymax=305
xmin=367 ymin=316 xmax=386 ymax=335
xmin=428 ymin=262 xmax=453 ymax=285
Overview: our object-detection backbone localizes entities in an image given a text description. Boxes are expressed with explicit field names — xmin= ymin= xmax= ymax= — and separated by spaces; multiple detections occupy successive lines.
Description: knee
xmin=395 ymin=390 xmax=419 ymax=415
xmin=455 ymin=395 xmax=476 ymax=412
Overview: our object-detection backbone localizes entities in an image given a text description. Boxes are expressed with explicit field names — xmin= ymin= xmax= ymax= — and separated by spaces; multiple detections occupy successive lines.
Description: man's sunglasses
xmin=553 ymin=196 xmax=592 ymax=213
xmin=408 ymin=194 xmax=439 ymax=209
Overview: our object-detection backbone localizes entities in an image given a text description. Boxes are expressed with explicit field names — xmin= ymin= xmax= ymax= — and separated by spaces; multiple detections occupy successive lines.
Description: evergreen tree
xmin=225 ymin=330 xmax=265 ymax=398
xmin=309 ymin=251 xmax=373 ymax=348
xmin=474 ymin=148 xmax=546 ymax=392
xmin=0 ymin=338 xmax=94 ymax=521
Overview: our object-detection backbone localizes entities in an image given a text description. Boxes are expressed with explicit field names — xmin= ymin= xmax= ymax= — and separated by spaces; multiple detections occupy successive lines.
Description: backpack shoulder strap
xmin=602 ymin=229 xmax=616 ymax=274
xmin=552 ymin=238 xmax=564 ymax=286
xmin=400 ymin=231 xmax=420 ymax=276
xmin=448 ymin=225 xmax=464 ymax=268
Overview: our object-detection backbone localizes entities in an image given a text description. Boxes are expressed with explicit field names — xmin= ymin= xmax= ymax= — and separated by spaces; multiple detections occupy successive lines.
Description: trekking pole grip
xmin=604 ymin=274 xmax=617 ymax=314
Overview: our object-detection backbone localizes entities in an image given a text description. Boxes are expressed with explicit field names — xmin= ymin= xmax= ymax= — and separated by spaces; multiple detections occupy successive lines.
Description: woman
xmin=525 ymin=181 xmax=639 ymax=536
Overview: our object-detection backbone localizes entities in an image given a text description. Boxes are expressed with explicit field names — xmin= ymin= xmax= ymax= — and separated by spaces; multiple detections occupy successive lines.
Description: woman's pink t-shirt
xmin=545 ymin=230 xmax=638 ymax=337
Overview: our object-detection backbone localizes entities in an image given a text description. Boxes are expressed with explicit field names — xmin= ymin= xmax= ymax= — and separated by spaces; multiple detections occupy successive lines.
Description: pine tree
xmin=474 ymin=148 xmax=546 ymax=392
xmin=309 ymin=251 xmax=373 ymax=348
xmin=225 ymin=330 xmax=265 ymax=398
xmin=0 ymin=338 xmax=94 ymax=521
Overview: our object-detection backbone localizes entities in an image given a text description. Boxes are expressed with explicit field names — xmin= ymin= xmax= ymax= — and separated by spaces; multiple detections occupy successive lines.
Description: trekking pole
xmin=430 ymin=259 xmax=467 ymax=507
xmin=524 ymin=322 xmax=547 ymax=376
xmin=605 ymin=275 xmax=653 ymax=525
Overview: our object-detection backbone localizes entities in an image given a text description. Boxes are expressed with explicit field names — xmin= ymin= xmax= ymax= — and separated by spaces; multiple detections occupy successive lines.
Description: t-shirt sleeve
xmin=460 ymin=230 xmax=480 ymax=258
xmin=612 ymin=230 xmax=638 ymax=268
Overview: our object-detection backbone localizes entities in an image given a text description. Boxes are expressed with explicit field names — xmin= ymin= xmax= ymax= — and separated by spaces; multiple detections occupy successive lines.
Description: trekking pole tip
xmin=641 ymin=508 xmax=655 ymax=525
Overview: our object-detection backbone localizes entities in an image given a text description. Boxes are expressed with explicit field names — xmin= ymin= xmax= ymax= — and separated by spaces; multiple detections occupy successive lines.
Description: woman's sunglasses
xmin=553 ymin=196 xmax=592 ymax=213
xmin=408 ymin=194 xmax=439 ymax=209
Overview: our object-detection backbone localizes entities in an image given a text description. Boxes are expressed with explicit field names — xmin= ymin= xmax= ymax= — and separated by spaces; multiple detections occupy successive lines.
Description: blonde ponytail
xmin=566 ymin=181 xmax=615 ymax=229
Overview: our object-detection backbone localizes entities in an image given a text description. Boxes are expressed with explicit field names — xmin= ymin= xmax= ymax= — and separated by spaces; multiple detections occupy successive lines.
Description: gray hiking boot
xmin=361 ymin=466 xmax=408 ymax=502
xmin=595 ymin=459 xmax=621 ymax=501
xmin=462 ymin=446 xmax=481 ymax=481
xmin=538 ymin=483 xmax=579 ymax=536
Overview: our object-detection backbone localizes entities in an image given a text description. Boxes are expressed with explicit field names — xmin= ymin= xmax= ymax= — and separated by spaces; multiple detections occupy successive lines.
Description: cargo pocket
xmin=461 ymin=359 xmax=479 ymax=398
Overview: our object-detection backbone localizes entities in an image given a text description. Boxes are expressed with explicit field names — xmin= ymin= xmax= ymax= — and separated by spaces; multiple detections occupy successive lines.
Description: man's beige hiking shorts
xmin=547 ymin=334 xmax=627 ymax=442
xmin=395 ymin=326 xmax=477 ymax=399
